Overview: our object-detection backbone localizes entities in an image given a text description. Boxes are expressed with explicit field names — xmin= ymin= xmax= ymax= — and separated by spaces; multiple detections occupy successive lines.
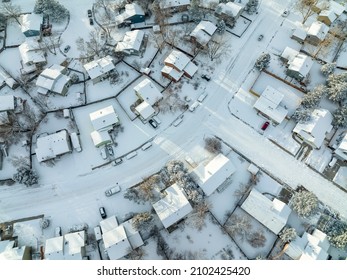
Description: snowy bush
xmin=325 ymin=219 xmax=347 ymax=237
xmin=254 ymin=53 xmax=270 ymax=71
xmin=292 ymin=107 xmax=312 ymax=123
xmin=204 ymin=137 xmax=222 ymax=154
xmin=13 ymin=167 xmax=39 ymax=187
xmin=291 ymin=190 xmax=318 ymax=218
xmin=247 ymin=230 xmax=266 ymax=248
xmin=279 ymin=227 xmax=296 ymax=243
xmin=70 ymin=73 xmax=79 ymax=84
xmin=244 ymin=0 xmax=259 ymax=15
xmin=329 ymin=231 xmax=347 ymax=249
xmin=321 ymin=62 xmax=336 ymax=76
xmin=332 ymin=105 xmax=347 ymax=128
xmin=40 ymin=218 xmax=50 ymax=229
xmin=326 ymin=73 xmax=347 ymax=103
xmin=34 ymin=0 xmax=68 ymax=23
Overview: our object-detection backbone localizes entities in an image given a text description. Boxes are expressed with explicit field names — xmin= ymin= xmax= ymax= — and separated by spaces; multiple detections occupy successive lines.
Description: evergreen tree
xmin=254 ymin=53 xmax=271 ymax=71
xmin=291 ymin=190 xmax=318 ymax=218
xmin=329 ymin=231 xmax=347 ymax=249
xmin=332 ymin=105 xmax=347 ymax=128
xmin=33 ymin=0 xmax=68 ymax=23
xmin=13 ymin=167 xmax=39 ymax=187
xmin=326 ymin=73 xmax=347 ymax=103
xmin=321 ymin=62 xmax=336 ymax=76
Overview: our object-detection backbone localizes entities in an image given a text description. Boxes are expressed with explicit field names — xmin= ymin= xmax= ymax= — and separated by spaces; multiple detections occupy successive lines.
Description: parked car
xmin=201 ymin=74 xmax=211 ymax=81
xmin=63 ymin=45 xmax=70 ymax=53
xmin=99 ymin=207 xmax=107 ymax=219
xmin=105 ymin=184 xmax=121 ymax=197
xmin=261 ymin=121 xmax=270 ymax=131
xmin=189 ymin=101 xmax=200 ymax=112
xmin=106 ymin=145 xmax=114 ymax=156
xmin=258 ymin=34 xmax=264 ymax=41
xmin=282 ymin=10 xmax=290 ymax=17
xmin=55 ymin=226 xmax=62 ymax=237
xmin=87 ymin=9 xmax=92 ymax=18
xmin=100 ymin=147 xmax=107 ymax=159
xmin=112 ymin=158 xmax=123 ymax=166
xmin=149 ymin=119 xmax=158 ymax=129
xmin=197 ymin=93 xmax=207 ymax=102
xmin=89 ymin=18 xmax=94 ymax=25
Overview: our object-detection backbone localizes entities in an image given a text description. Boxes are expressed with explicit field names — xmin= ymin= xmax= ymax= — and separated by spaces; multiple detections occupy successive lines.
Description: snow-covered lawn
xmin=336 ymin=41 xmax=347 ymax=69
xmin=85 ymin=62 xmax=140 ymax=103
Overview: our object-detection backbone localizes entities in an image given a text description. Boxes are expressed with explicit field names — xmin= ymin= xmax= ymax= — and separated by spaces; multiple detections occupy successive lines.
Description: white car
xmin=105 ymin=185 xmax=121 ymax=197
xmin=100 ymin=147 xmax=107 ymax=159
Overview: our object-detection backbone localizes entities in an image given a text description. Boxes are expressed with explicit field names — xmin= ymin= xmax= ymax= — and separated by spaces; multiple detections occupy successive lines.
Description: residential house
xmin=241 ymin=188 xmax=292 ymax=235
xmin=83 ymin=55 xmax=115 ymax=85
xmin=159 ymin=0 xmax=191 ymax=12
xmin=285 ymin=229 xmax=330 ymax=260
xmin=281 ymin=47 xmax=313 ymax=81
xmin=153 ymin=183 xmax=193 ymax=229
xmin=133 ymin=79 xmax=163 ymax=121
xmin=291 ymin=27 xmax=307 ymax=44
xmin=161 ymin=50 xmax=198 ymax=82
xmin=253 ymin=86 xmax=288 ymax=125
xmin=215 ymin=1 xmax=244 ymax=21
xmin=333 ymin=166 xmax=347 ymax=190
xmin=198 ymin=0 xmax=219 ymax=9
xmin=314 ymin=0 xmax=345 ymax=19
xmin=36 ymin=64 xmax=71 ymax=95
xmin=115 ymin=3 xmax=145 ymax=26
xmin=35 ymin=130 xmax=72 ymax=163
xmin=0 ymin=95 xmax=24 ymax=125
xmin=44 ymin=231 xmax=86 ymax=260
xmin=89 ymin=105 xmax=120 ymax=147
xmin=21 ymin=13 xmax=42 ymax=37
xmin=317 ymin=10 xmax=337 ymax=26
xmin=0 ymin=240 xmax=31 ymax=260
xmin=0 ymin=66 xmax=19 ymax=89
xmin=191 ymin=153 xmax=236 ymax=196
xmin=19 ymin=38 xmax=47 ymax=73
xmin=293 ymin=108 xmax=333 ymax=149
xmin=306 ymin=21 xmax=329 ymax=46
xmin=115 ymin=30 xmax=145 ymax=56
xmin=190 ymin=20 xmax=217 ymax=47
xmin=334 ymin=132 xmax=347 ymax=161
xmin=101 ymin=215 xmax=143 ymax=260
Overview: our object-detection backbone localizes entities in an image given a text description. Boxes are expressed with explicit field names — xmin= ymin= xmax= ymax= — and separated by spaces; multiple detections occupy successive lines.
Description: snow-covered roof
xmin=334 ymin=132 xmax=347 ymax=161
xmin=199 ymin=0 xmax=219 ymax=9
xmin=307 ymin=21 xmax=329 ymax=41
xmin=100 ymin=215 xmax=119 ymax=233
xmin=281 ymin=47 xmax=300 ymax=63
xmin=35 ymin=130 xmax=72 ymax=163
xmin=122 ymin=219 xmax=144 ymax=249
xmin=293 ymin=108 xmax=333 ymax=149
xmin=0 ymin=66 xmax=17 ymax=89
xmin=20 ymin=14 xmax=42 ymax=33
xmin=161 ymin=65 xmax=184 ymax=81
xmin=103 ymin=225 xmax=132 ymax=260
xmin=19 ymin=38 xmax=46 ymax=65
xmin=318 ymin=10 xmax=337 ymax=24
xmin=90 ymin=130 xmax=112 ymax=147
xmin=36 ymin=64 xmax=70 ymax=95
xmin=0 ymin=95 xmax=15 ymax=111
xmin=183 ymin=61 xmax=198 ymax=77
xmin=288 ymin=54 xmax=313 ymax=77
xmin=45 ymin=231 xmax=86 ymax=260
xmin=134 ymin=78 xmax=163 ymax=106
xmin=191 ymin=153 xmax=236 ymax=196
xmin=0 ymin=240 xmax=29 ymax=260
xmin=115 ymin=30 xmax=144 ymax=54
xmin=291 ymin=28 xmax=307 ymax=41
xmin=164 ymin=50 xmax=191 ymax=72
xmin=44 ymin=236 xmax=64 ymax=259
xmin=253 ymin=86 xmax=288 ymax=124
xmin=333 ymin=166 xmax=347 ymax=190
xmin=241 ymin=189 xmax=291 ymax=234
xmin=115 ymin=3 xmax=145 ymax=24
xmin=216 ymin=2 xmax=244 ymax=16
xmin=83 ymin=56 xmax=115 ymax=80
xmin=286 ymin=229 xmax=330 ymax=260
xmin=160 ymin=0 xmax=191 ymax=9
xmin=89 ymin=105 xmax=120 ymax=131
xmin=329 ymin=0 xmax=345 ymax=16
xmin=135 ymin=101 xmax=155 ymax=120
xmin=153 ymin=183 xmax=193 ymax=229
xmin=190 ymin=21 xmax=217 ymax=46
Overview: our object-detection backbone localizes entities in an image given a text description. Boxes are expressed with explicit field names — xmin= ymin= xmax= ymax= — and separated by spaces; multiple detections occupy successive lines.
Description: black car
xmin=201 ymin=74 xmax=211 ymax=81
xmin=106 ymin=145 xmax=114 ymax=156
xmin=87 ymin=9 xmax=92 ymax=18
xmin=63 ymin=45 xmax=70 ymax=53
xmin=89 ymin=18 xmax=94 ymax=25
xmin=99 ymin=207 xmax=107 ymax=219
xmin=148 ymin=119 xmax=158 ymax=129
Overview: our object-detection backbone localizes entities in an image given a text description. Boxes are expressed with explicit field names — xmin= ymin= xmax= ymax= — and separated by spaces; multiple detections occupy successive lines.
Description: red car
xmin=261 ymin=121 xmax=270 ymax=131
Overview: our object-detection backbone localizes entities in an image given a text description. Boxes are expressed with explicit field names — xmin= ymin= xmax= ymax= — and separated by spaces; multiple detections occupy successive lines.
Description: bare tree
xmin=247 ymin=230 xmax=266 ymax=248
xmin=125 ymin=247 xmax=146 ymax=260
xmin=295 ymin=0 xmax=329 ymax=24
xmin=76 ymin=30 xmax=105 ymax=59
xmin=149 ymin=31 xmax=164 ymax=53
xmin=204 ymin=137 xmax=222 ymax=154
xmin=188 ymin=200 xmax=210 ymax=231
xmin=0 ymin=2 xmax=21 ymax=25
xmin=38 ymin=32 xmax=60 ymax=55
xmin=225 ymin=214 xmax=252 ymax=240
xmin=203 ymin=36 xmax=231 ymax=62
